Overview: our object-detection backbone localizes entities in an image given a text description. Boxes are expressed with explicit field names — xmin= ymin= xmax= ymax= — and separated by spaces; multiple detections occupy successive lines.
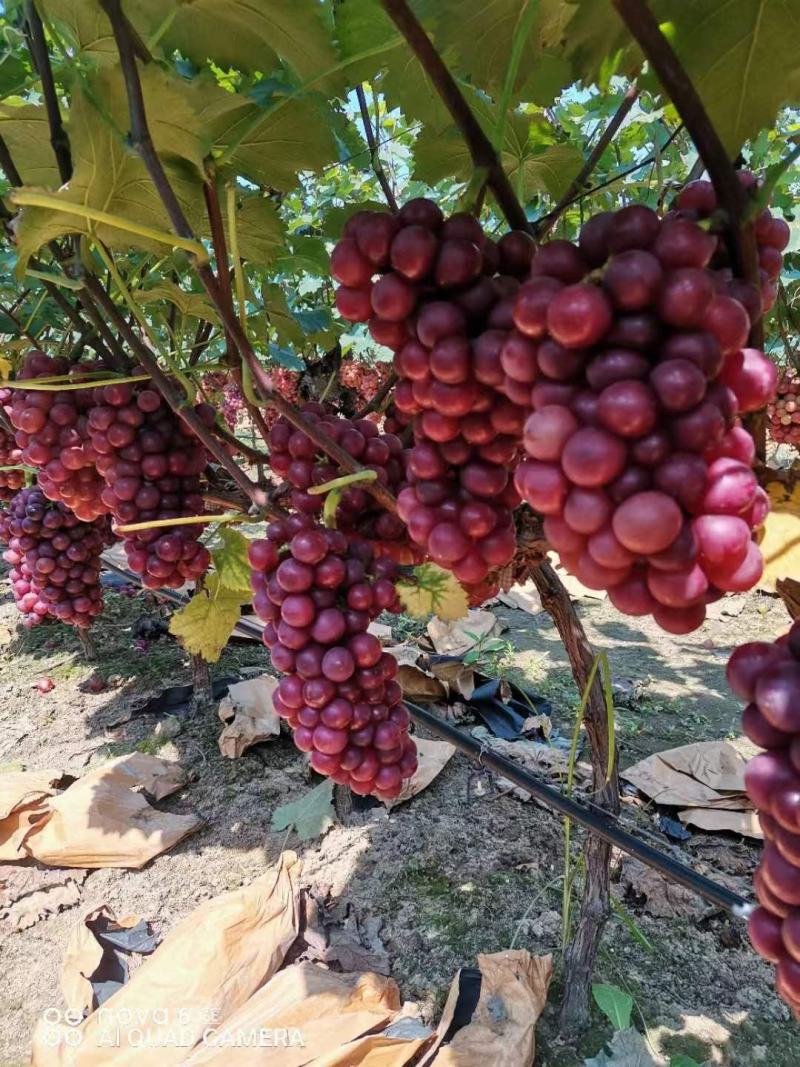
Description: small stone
xmin=154 ymin=714 xmax=182 ymax=740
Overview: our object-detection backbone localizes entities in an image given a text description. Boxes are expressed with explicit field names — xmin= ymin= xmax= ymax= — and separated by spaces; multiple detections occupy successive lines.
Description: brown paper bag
xmin=31 ymin=852 xmax=301 ymax=1066
xmin=184 ymin=963 xmax=403 ymax=1065
xmin=24 ymin=754 xmax=201 ymax=869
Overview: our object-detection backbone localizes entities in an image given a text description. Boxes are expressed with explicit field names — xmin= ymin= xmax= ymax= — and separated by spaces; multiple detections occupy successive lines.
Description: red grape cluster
xmin=330 ymin=199 xmax=533 ymax=597
xmin=0 ymin=418 xmax=24 ymax=500
xmin=0 ymin=486 xmax=110 ymax=629
xmin=675 ymin=171 xmax=790 ymax=316
xmin=512 ymin=205 xmax=776 ymax=634
xmin=727 ymin=624 xmax=800 ymax=1012
xmin=338 ymin=358 xmax=392 ymax=406
xmin=86 ymin=381 xmax=212 ymax=588
xmin=267 ymin=403 xmax=419 ymax=564
xmin=6 ymin=352 xmax=107 ymax=522
xmin=248 ymin=515 xmax=417 ymax=799
xmin=769 ymin=369 xmax=800 ymax=448
xmin=202 ymin=371 xmax=245 ymax=431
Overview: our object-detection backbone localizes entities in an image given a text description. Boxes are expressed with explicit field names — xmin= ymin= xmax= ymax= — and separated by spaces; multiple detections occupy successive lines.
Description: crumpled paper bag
xmin=385 ymin=737 xmax=456 ymax=809
xmin=0 ymin=767 xmax=63 ymax=860
xmin=183 ymin=963 xmax=406 ymax=1065
xmin=23 ymin=754 xmax=201 ymax=868
xmin=622 ymin=740 xmax=759 ymax=836
xmin=61 ymin=904 xmax=152 ymax=1014
xmin=427 ymin=611 xmax=501 ymax=656
xmin=31 ymin=851 xmax=301 ymax=1066
xmin=423 ymin=951 xmax=552 ymax=1066
xmin=218 ymin=674 xmax=280 ymax=758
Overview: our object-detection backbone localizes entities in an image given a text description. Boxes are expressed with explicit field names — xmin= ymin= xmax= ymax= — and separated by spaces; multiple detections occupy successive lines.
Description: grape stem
xmin=354 ymin=370 xmax=398 ymax=419
xmin=355 ymin=84 xmax=398 ymax=211
xmin=23 ymin=1 xmax=72 ymax=184
xmin=380 ymin=0 xmax=532 ymax=234
xmin=116 ymin=512 xmax=246 ymax=533
xmin=307 ymin=469 xmax=378 ymax=495
xmin=536 ymin=82 xmax=641 ymax=239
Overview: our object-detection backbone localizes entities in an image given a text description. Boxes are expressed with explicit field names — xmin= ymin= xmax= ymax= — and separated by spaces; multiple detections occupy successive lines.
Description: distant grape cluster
xmin=511 ymin=201 xmax=775 ymax=634
xmin=267 ymin=403 xmax=419 ymax=563
xmin=769 ymin=369 xmax=800 ymax=449
xmin=0 ymin=416 xmax=24 ymax=501
xmin=338 ymin=358 xmax=392 ymax=406
xmin=86 ymin=380 xmax=213 ymax=588
xmin=249 ymin=515 xmax=417 ymax=799
xmin=727 ymin=624 xmax=800 ymax=1012
xmin=331 ymin=199 xmax=533 ymax=601
xmin=0 ymin=486 xmax=110 ymax=628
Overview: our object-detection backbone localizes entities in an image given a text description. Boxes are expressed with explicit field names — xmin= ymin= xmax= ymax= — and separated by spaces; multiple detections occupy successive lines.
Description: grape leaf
xmin=429 ymin=0 xmax=572 ymax=101
xmin=659 ymin=0 xmax=800 ymax=153
xmin=133 ymin=282 xmax=220 ymax=325
xmin=169 ymin=575 xmax=250 ymax=663
xmin=38 ymin=0 xmax=128 ymax=64
xmin=592 ymin=983 xmax=633 ymax=1032
xmin=584 ymin=1027 xmax=658 ymax=1067
xmin=396 ymin=564 xmax=469 ymax=623
xmin=0 ymin=104 xmax=61 ymax=187
xmin=210 ymin=528 xmax=252 ymax=595
xmin=12 ymin=73 xmax=207 ymax=273
xmin=270 ymin=779 xmax=335 ymax=842
xmin=136 ymin=0 xmax=338 ymax=86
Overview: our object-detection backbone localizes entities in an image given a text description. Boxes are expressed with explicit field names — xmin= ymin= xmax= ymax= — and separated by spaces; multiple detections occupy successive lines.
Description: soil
xmin=0 ymin=579 xmax=796 ymax=1067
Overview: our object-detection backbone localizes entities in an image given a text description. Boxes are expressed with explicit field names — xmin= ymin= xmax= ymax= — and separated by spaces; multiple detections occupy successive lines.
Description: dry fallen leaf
xmin=0 ymin=865 xmax=90 ymax=931
xmin=427 ymin=610 xmax=501 ymax=656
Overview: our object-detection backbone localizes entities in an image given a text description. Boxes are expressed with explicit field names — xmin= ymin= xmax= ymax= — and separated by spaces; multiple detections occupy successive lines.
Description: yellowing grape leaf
xmin=133 ymin=282 xmax=220 ymax=325
xmin=169 ymin=576 xmax=251 ymax=663
xmin=0 ymin=356 xmax=13 ymax=380
xmin=758 ymin=480 xmax=800 ymax=593
xmin=396 ymin=564 xmax=469 ymax=623
xmin=0 ymin=104 xmax=61 ymax=187
xmin=211 ymin=528 xmax=252 ymax=595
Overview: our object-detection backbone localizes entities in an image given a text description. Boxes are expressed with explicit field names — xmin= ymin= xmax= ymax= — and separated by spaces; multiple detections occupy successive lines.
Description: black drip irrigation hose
xmin=100 ymin=556 xmax=753 ymax=920
xmin=405 ymin=701 xmax=752 ymax=919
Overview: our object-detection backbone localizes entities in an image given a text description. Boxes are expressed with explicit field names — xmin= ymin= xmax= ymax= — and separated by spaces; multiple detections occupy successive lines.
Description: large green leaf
xmin=13 ymin=76 xmax=205 ymax=272
xmin=429 ymin=0 xmax=571 ymax=102
xmin=335 ymin=0 xmax=447 ymax=125
xmin=546 ymin=0 xmax=640 ymax=86
xmin=0 ymin=104 xmax=61 ymax=187
xmin=662 ymin=0 xmax=800 ymax=153
xmin=38 ymin=0 xmax=122 ymax=63
xmin=139 ymin=0 xmax=338 ymax=84
xmin=133 ymin=281 xmax=220 ymax=324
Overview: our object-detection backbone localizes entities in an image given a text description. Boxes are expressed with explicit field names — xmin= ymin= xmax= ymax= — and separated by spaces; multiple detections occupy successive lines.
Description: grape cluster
xmin=727 ymin=624 xmax=800 ymax=1012
xmin=0 ymin=419 xmax=24 ymax=501
xmin=267 ymin=403 xmax=418 ymax=564
xmin=0 ymin=486 xmax=110 ymax=629
xmin=202 ymin=371 xmax=245 ymax=431
xmin=6 ymin=352 xmax=107 ymax=522
xmin=249 ymin=516 xmax=417 ymax=799
xmin=330 ymin=200 xmax=532 ymax=597
xmin=86 ymin=381 xmax=212 ymax=588
xmin=675 ymin=171 xmax=790 ymax=316
xmin=338 ymin=358 xmax=392 ymax=407
xmin=512 ymin=205 xmax=776 ymax=634
xmin=769 ymin=369 xmax=800 ymax=449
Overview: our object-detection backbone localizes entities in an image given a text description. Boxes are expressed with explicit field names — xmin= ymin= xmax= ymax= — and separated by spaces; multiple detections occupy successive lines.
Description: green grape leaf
xmin=659 ymin=0 xmax=800 ymax=153
xmin=276 ymin=236 xmax=330 ymax=278
xmin=38 ymin=0 xmax=128 ymax=64
xmin=0 ymin=104 xmax=61 ymax=187
xmin=133 ymin=281 xmax=220 ymax=324
xmin=12 ymin=72 xmax=207 ymax=272
xmin=591 ymin=983 xmax=633 ymax=1032
xmin=429 ymin=0 xmax=572 ymax=102
xmin=223 ymin=194 xmax=285 ymax=268
xmin=137 ymin=0 xmax=338 ymax=85
xmin=396 ymin=563 xmax=469 ymax=623
xmin=204 ymin=91 xmax=338 ymax=190
xmin=169 ymin=574 xmax=250 ymax=664
xmin=210 ymin=527 xmax=252 ymax=595
xmin=414 ymin=99 xmax=581 ymax=201
xmin=262 ymin=283 xmax=306 ymax=348
xmin=270 ymin=779 xmax=335 ymax=842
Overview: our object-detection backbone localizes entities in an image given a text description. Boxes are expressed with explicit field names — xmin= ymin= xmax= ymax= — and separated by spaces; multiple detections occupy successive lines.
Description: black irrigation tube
xmin=404 ymin=700 xmax=753 ymax=919
xmin=100 ymin=556 xmax=753 ymax=920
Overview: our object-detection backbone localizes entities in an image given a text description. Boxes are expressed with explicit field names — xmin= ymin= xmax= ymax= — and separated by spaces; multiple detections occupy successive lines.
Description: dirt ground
xmin=0 ymin=577 xmax=797 ymax=1066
